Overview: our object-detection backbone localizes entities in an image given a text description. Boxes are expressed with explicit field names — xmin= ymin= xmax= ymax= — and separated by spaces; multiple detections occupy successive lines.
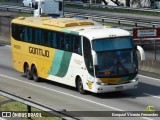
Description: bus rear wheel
xmin=77 ymin=78 xmax=85 ymax=94
xmin=32 ymin=66 xmax=40 ymax=82
xmin=24 ymin=64 xmax=32 ymax=80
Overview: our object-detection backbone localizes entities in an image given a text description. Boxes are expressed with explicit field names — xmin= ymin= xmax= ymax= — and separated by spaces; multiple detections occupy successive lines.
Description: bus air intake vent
xmin=17 ymin=17 xmax=25 ymax=20
xmin=43 ymin=18 xmax=94 ymax=28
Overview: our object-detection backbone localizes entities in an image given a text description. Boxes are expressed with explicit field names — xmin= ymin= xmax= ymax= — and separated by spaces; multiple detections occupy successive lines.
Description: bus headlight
xmin=130 ymin=78 xmax=138 ymax=83
xmin=101 ymin=83 xmax=108 ymax=85
xmin=96 ymin=82 xmax=108 ymax=85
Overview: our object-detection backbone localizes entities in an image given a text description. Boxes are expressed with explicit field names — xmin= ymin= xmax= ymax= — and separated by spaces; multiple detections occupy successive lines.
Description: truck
xmin=32 ymin=0 xmax=63 ymax=17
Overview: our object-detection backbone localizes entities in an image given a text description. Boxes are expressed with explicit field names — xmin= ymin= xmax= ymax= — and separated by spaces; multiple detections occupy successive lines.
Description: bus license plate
xmin=115 ymin=86 xmax=123 ymax=90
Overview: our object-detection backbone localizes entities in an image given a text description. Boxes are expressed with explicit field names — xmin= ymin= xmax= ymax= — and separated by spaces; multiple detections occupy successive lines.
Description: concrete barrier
xmin=0 ymin=32 xmax=10 ymax=42
xmin=139 ymin=60 xmax=160 ymax=74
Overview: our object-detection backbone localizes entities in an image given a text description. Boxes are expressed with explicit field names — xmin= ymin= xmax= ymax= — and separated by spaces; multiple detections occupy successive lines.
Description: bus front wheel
xmin=77 ymin=77 xmax=85 ymax=94
xmin=24 ymin=64 xmax=32 ymax=80
xmin=32 ymin=65 xmax=40 ymax=82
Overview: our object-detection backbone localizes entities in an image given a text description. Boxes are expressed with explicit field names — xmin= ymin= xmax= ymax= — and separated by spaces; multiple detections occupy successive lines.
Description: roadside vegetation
xmin=0 ymin=95 xmax=61 ymax=120
xmin=0 ymin=96 xmax=6 ymax=101
xmin=15 ymin=13 xmax=32 ymax=18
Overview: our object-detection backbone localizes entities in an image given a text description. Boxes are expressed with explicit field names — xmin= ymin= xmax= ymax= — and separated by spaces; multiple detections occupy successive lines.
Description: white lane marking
xmin=0 ymin=118 xmax=6 ymax=120
xmin=5 ymin=45 xmax=11 ymax=47
xmin=0 ymin=74 xmax=153 ymax=120
xmin=138 ymin=75 xmax=160 ymax=81
xmin=0 ymin=44 xmax=11 ymax=47
xmin=142 ymin=93 xmax=160 ymax=99
xmin=0 ymin=74 xmax=123 ymax=111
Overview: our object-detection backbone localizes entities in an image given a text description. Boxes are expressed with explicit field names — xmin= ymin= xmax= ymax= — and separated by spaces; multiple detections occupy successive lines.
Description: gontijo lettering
xmin=29 ymin=46 xmax=49 ymax=57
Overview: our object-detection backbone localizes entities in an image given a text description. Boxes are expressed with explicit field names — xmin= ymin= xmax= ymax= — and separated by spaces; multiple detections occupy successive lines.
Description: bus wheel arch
xmin=76 ymin=76 xmax=86 ymax=94
xmin=24 ymin=62 xmax=32 ymax=80
xmin=31 ymin=64 xmax=40 ymax=82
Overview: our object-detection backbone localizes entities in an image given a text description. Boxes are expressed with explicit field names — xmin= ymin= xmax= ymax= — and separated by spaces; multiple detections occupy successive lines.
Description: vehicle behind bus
xmin=22 ymin=0 xmax=33 ymax=7
xmin=32 ymin=0 xmax=63 ymax=17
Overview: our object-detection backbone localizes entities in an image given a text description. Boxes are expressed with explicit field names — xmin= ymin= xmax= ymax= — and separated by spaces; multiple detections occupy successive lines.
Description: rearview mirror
xmin=137 ymin=45 xmax=145 ymax=61
xmin=91 ymin=50 xmax=97 ymax=65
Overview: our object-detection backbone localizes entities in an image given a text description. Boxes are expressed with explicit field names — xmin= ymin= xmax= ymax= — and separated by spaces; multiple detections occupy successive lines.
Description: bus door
xmin=83 ymin=37 xmax=94 ymax=89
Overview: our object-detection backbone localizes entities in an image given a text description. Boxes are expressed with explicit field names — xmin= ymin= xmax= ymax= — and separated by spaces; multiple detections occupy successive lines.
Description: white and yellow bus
xmin=11 ymin=16 xmax=145 ymax=94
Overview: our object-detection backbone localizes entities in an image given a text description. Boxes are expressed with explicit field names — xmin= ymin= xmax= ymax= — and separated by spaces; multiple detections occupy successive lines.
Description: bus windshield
xmin=92 ymin=36 xmax=133 ymax=51
xmin=92 ymin=37 xmax=138 ymax=78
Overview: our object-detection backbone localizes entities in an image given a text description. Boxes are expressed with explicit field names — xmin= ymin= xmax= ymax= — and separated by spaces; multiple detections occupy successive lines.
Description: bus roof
xmin=12 ymin=16 xmax=131 ymax=40
xmin=67 ymin=26 xmax=131 ymax=40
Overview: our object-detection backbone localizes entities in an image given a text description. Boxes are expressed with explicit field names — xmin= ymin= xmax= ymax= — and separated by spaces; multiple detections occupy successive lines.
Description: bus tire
xmin=32 ymin=65 xmax=40 ymax=82
xmin=24 ymin=63 xmax=32 ymax=80
xmin=77 ymin=77 xmax=85 ymax=94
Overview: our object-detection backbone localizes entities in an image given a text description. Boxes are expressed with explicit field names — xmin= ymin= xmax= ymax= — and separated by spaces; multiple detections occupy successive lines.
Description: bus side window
xmin=38 ymin=29 xmax=42 ymax=45
xmin=24 ymin=27 xmax=29 ymax=42
xmin=32 ymin=28 xmax=35 ymax=44
xmin=11 ymin=24 xmax=16 ymax=40
xmin=35 ymin=29 xmax=39 ymax=44
xmin=20 ymin=28 xmax=25 ymax=41
xmin=73 ymin=36 xmax=82 ymax=55
xmin=47 ymin=31 xmax=51 ymax=47
xmin=17 ymin=25 xmax=24 ymax=41
xmin=51 ymin=31 xmax=57 ymax=48
xmin=41 ymin=29 xmax=44 ymax=45
xmin=43 ymin=30 xmax=49 ymax=46
xmin=27 ymin=27 xmax=32 ymax=43
xmin=56 ymin=33 xmax=61 ymax=49
xmin=64 ymin=34 xmax=71 ymax=51
xmin=59 ymin=33 xmax=64 ymax=50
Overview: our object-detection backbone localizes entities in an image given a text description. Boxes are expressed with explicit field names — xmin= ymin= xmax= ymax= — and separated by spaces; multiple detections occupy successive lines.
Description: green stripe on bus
xmin=62 ymin=29 xmax=79 ymax=35
xmin=55 ymin=51 xmax=72 ymax=77
xmin=48 ymin=50 xmax=64 ymax=75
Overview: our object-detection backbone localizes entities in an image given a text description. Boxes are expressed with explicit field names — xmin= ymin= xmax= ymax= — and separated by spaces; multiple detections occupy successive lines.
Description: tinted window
xmin=59 ymin=2 xmax=62 ymax=11
xmin=92 ymin=37 xmax=133 ymax=52
xmin=11 ymin=23 xmax=82 ymax=55
xmin=83 ymin=37 xmax=94 ymax=76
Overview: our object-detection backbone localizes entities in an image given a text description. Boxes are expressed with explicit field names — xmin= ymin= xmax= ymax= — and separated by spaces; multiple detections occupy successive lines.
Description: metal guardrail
xmin=0 ymin=89 xmax=81 ymax=120
xmin=0 ymin=4 xmax=33 ymax=13
xmin=64 ymin=9 xmax=160 ymax=27
xmin=65 ymin=2 xmax=160 ymax=13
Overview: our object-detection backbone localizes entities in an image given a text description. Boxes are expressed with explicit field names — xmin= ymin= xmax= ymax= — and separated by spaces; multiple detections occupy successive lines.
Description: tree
xmin=110 ymin=0 xmax=122 ymax=6
xmin=130 ymin=0 xmax=151 ymax=8
xmin=108 ymin=0 xmax=124 ymax=6
xmin=102 ymin=0 xmax=108 ymax=5
xmin=108 ymin=0 xmax=150 ymax=7
xmin=82 ymin=0 xmax=88 ymax=3
xmin=126 ymin=0 xmax=130 ymax=7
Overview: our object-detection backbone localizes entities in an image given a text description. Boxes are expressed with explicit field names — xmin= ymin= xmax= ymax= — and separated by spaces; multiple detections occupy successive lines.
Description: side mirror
xmin=91 ymin=50 xmax=97 ymax=65
xmin=137 ymin=45 xmax=145 ymax=61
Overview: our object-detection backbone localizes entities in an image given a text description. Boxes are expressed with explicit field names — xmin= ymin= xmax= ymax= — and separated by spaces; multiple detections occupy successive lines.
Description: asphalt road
xmin=0 ymin=44 xmax=160 ymax=120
